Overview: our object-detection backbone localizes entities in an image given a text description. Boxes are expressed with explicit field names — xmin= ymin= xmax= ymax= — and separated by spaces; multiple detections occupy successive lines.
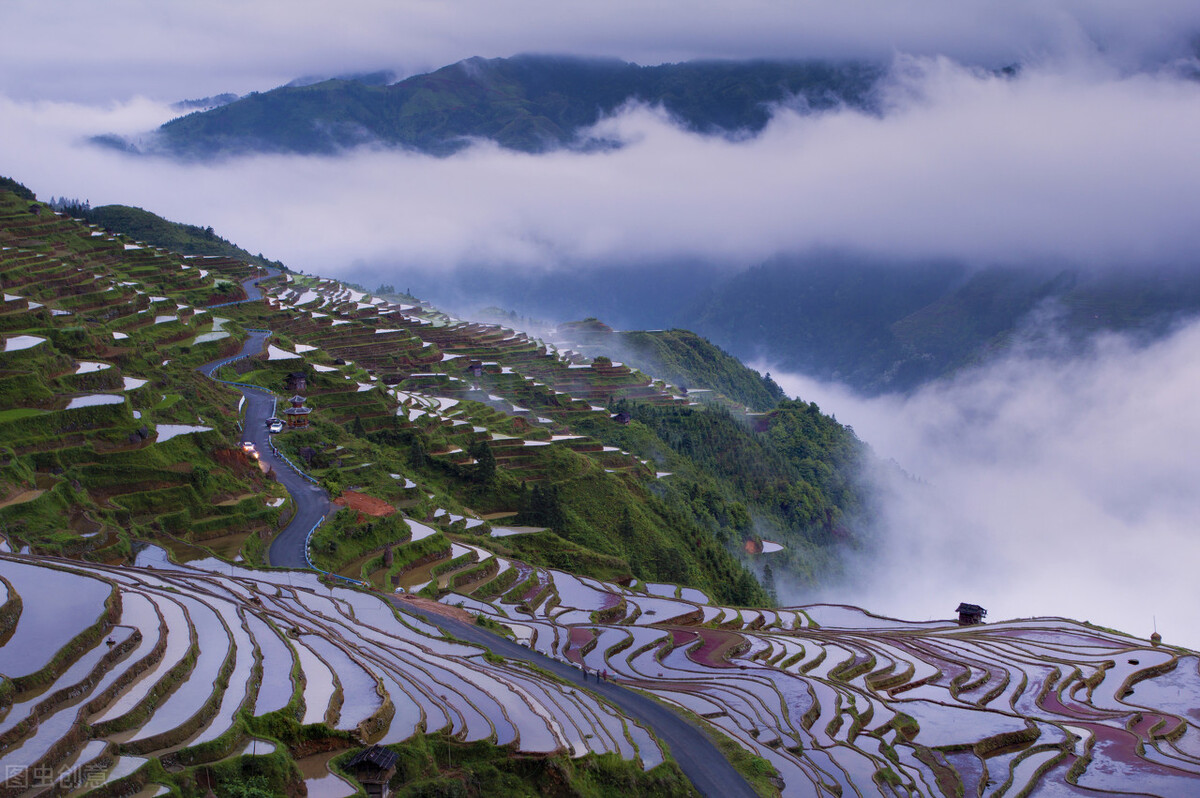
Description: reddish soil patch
xmin=687 ymin=629 xmax=743 ymax=668
xmin=670 ymin=629 xmax=699 ymax=648
xmin=565 ymin=628 xmax=595 ymax=664
xmin=334 ymin=490 xmax=396 ymax=517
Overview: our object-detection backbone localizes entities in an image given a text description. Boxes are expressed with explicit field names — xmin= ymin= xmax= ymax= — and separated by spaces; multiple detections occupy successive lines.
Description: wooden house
xmin=345 ymin=745 xmax=399 ymax=798
xmin=284 ymin=371 xmax=307 ymax=393
xmin=956 ymin=602 xmax=987 ymax=626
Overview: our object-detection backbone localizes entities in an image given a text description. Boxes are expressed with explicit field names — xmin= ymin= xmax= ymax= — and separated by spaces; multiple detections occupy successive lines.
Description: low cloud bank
xmin=768 ymin=318 xmax=1200 ymax=648
xmin=4 ymin=55 xmax=1200 ymax=280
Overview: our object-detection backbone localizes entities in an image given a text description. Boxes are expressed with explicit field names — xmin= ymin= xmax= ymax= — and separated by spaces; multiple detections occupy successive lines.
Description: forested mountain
xmin=121 ymin=55 xmax=883 ymax=157
xmin=679 ymin=254 xmax=1200 ymax=393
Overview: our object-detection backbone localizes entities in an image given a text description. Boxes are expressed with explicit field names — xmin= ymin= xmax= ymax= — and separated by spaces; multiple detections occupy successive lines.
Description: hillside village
xmin=2 ymin=183 xmax=1200 ymax=797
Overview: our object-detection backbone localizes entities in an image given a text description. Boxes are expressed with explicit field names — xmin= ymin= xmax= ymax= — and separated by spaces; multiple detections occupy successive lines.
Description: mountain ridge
xmin=106 ymin=54 xmax=883 ymax=157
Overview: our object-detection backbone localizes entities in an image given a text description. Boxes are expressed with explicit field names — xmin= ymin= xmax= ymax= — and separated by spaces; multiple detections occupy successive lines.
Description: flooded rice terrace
xmin=3 ymin=545 xmax=1200 ymax=796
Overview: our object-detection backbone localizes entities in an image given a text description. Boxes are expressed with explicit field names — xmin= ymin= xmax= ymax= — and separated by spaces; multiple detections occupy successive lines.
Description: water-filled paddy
xmin=295 ymin=637 xmax=337 ymax=725
xmin=3 ymin=335 xmax=45 ymax=351
xmin=0 ymin=558 xmax=111 ymax=676
xmin=65 ymin=394 xmax=125 ymax=409
xmin=126 ymin=594 xmax=231 ymax=742
xmin=155 ymin=424 xmax=212 ymax=442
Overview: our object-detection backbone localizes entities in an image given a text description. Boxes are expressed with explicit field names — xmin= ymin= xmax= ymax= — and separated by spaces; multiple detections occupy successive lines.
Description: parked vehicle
xmin=269 ymin=420 xmax=284 ymax=434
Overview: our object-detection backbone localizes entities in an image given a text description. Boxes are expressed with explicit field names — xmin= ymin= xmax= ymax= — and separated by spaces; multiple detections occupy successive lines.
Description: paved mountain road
xmin=197 ymin=276 xmax=760 ymax=798
xmin=197 ymin=274 xmax=332 ymax=569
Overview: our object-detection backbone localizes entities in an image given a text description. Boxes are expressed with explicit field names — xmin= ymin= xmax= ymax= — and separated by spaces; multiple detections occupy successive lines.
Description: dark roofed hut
xmin=345 ymin=745 xmax=399 ymax=798
xmin=956 ymin=603 xmax=987 ymax=626
xmin=284 ymin=371 xmax=307 ymax=393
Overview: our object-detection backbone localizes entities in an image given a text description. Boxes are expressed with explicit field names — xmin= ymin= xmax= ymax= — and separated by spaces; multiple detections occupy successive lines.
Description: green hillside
xmin=0 ymin=180 xmax=867 ymax=608
xmin=76 ymin=204 xmax=287 ymax=272
xmin=0 ymin=189 xmax=278 ymax=563
xmin=556 ymin=322 xmax=786 ymax=412
xmin=138 ymin=55 xmax=883 ymax=157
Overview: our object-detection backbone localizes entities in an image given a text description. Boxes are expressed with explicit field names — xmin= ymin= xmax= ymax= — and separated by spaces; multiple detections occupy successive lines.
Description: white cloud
xmin=768 ymin=318 xmax=1200 ymax=649
xmin=3 ymin=56 xmax=1200 ymax=277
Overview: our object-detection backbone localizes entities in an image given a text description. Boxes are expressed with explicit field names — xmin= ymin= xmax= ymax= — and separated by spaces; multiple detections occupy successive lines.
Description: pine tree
xmin=471 ymin=440 xmax=496 ymax=484
xmin=762 ymin=563 xmax=779 ymax=605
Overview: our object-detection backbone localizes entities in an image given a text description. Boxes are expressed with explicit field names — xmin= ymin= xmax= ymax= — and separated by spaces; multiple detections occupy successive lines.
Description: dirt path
xmin=0 ymin=489 xmax=43 ymax=509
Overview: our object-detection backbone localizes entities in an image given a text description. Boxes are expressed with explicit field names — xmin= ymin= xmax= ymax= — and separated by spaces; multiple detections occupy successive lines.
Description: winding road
xmin=199 ymin=275 xmax=758 ymax=798
xmin=197 ymin=275 xmax=331 ymax=569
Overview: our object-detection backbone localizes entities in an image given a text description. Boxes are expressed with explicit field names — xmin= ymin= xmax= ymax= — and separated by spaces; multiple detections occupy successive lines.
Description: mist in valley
xmin=768 ymin=316 xmax=1200 ymax=649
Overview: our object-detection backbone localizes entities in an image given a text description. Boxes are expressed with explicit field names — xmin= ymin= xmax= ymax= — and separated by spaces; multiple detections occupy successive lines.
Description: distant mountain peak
xmin=113 ymin=54 xmax=884 ymax=159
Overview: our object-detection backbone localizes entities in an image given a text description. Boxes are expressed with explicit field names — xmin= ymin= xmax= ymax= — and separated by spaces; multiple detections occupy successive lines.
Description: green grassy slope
xmin=77 ymin=204 xmax=287 ymax=271
xmin=0 ymin=188 xmax=280 ymax=561
xmin=0 ymin=177 xmax=867 ymax=606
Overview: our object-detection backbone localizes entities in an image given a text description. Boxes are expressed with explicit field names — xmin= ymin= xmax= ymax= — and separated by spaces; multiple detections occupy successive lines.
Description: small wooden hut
xmin=345 ymin=745 xmax=399 ymax=798
xmin=956 ymin=602 xmax=987 ymax=626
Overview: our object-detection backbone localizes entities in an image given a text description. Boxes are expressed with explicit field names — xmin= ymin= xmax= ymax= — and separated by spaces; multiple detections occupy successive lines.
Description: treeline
xmin=573 ymin=397 xmax=869 ymax=587
xmin=617 ymin=329 xmax=786 ymax=412
xmin=0 ymin=176 xmax=36 ymax=201
xmin=68 ymin=204 xmax=288 ymax=272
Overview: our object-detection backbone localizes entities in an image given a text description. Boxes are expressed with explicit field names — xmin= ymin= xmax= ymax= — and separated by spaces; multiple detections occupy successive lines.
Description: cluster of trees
xmin=66 ymin=203 xmax=288 ymax=272
xmin=616 ymin=329 xmax=786 ymax=412
xmin=0 ymin=176 xmax=35 ymax=200
xmin=47 ymin=196 xmax=91 ymax=214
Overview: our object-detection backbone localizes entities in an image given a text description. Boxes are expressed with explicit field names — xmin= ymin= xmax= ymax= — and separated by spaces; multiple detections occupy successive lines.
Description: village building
xmin=283 ymin=394 xmax=312 ymax=428
xmin=345 ymin=745 xmax=399 ymax=798
xmin=284 ymin=371 xmax=307 ymax=393
xmin=956 ymin=602 xmax=987 ymax=626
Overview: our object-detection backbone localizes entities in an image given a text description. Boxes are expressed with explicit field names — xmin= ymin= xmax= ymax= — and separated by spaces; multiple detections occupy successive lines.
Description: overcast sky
xmin=3 ymin=0 xmax=1200 ymax=276
xmin=3 ymin=0 xmax=1200 ymax=101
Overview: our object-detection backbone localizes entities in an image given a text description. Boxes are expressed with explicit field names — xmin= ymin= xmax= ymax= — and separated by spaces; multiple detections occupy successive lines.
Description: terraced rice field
xmin=4 ymin=199 xmax=1200 ymax=795
xmin=3 ymin=547 xmax=1198 ymax=795
xmin=0 ymin=552 xmax=668 ymax=796
xmin=438 ymin=573 xmax=1200 ymax=796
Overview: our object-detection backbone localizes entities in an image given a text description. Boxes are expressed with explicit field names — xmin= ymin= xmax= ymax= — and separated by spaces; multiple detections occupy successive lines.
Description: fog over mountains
xmin=5 ymin=0 xmax=1200 ymax=644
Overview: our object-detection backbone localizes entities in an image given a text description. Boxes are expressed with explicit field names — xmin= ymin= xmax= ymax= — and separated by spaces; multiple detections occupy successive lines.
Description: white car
xmin=269 ymin=420 xmax=284 ymax=434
